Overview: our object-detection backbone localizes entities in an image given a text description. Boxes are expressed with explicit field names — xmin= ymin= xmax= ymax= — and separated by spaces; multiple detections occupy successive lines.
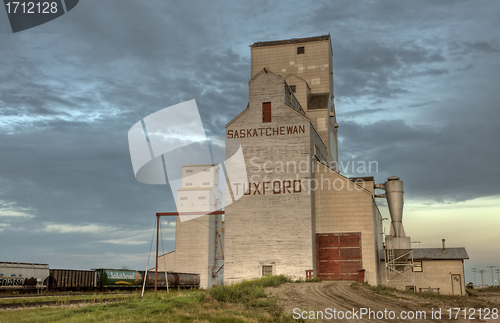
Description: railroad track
xmin=0 ymin=292 xmax=134 ymax=299
xmin=0 ymin=298 xmax=123 ymax=310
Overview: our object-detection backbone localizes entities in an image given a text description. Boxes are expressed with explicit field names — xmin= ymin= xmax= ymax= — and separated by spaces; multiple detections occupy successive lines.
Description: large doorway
xmin=316 ymin=233 xmax=363 ymax=280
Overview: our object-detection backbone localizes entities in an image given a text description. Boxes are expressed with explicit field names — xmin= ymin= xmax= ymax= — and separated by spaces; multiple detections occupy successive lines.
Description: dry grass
xmin=0 ymin=276 xmax=299 ymax=323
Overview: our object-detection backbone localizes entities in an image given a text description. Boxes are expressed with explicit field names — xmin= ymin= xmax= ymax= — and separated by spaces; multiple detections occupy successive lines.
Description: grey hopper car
xmin=0 ymin=262 xmax=49 ymax=290
xmin=145 ymin=272 xmax=200 ymax=289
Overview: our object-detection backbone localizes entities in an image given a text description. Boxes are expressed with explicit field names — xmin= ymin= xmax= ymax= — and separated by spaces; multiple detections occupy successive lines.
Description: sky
xmin=1 ymin=0 xmax=499 ymax=285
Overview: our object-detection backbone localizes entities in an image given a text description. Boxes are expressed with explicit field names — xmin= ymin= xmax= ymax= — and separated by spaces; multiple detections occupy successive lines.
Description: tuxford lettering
xmin=233 ymin=180 xmax=302 ymax=195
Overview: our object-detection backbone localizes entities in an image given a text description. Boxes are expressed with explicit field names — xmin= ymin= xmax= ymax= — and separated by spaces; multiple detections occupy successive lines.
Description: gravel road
xmin=267 ymin=281 xmax=497 ymax=322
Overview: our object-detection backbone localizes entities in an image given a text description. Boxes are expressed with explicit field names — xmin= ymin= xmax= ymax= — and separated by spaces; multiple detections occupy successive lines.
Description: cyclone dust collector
xmin=376 ymin=177 xmax=415 ymax=287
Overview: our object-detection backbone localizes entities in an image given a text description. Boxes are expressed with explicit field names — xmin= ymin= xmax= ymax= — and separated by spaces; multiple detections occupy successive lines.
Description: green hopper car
xmin=96 ymin=269 xmax=143 ymax=288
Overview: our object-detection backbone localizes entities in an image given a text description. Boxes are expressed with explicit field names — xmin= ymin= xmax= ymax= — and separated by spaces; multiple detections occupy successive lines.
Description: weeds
xmin=365 ymin=283 xmax=399 ymax=297
xmin=294 ymin=277 xmax=322 ymax=283
xmin=208 ymin=275 xmax=299 ymax=322
xmin=209 ymin=275 xmax=290 ymax=304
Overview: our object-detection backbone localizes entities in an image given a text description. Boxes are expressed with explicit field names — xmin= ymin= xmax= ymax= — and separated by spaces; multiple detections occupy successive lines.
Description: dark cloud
xmin=338 ymin=118 xmax=500 ymax=202
xmin=333 ymin=41 xmax=446 ymax=99
xmin=1 ymin=0 xmax=499 ymax=270
xmin=407 ymin=101 xmax=436 ymax=108
xmin=0 ymin=0 xmax=253 ymax=268
xmin=342 ymin=107 xmax=389 ymax=118
xmin=449 ymin=41 xmax=499 ymax=56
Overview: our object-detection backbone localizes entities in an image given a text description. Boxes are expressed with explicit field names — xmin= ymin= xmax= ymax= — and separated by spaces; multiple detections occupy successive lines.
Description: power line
xmin=487 ymin=266 xmax=496 ymax=287
xmin=479 ymin=270 xmax=486 ymax=287
xmin=472 ymin=268 xmax=477 ymax=286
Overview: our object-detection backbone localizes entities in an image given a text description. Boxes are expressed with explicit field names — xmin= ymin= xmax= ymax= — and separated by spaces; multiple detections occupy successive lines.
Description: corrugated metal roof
xmin=0 ymin=261 xmax=49 ymax=266
xmin=412 ymin=248 xmax=469 ymax=260
xmin=251 ymin=35 xmax=330 ymax=48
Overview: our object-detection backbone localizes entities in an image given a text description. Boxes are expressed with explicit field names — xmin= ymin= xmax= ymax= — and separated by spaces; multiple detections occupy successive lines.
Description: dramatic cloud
xmin=338 ymin=119 xmax=500 ymax=202
xmin=1 ymin=0 xmax=499 ymax=275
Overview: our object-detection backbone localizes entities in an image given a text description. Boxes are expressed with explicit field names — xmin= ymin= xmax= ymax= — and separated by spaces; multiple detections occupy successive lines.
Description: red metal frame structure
xmin=154 ymin=210 xmax=225 ymax=290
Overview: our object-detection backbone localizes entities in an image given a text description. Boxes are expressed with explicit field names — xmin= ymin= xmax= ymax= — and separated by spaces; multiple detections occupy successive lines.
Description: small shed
xmin=411 ymin=247 xmax=469 ymax=295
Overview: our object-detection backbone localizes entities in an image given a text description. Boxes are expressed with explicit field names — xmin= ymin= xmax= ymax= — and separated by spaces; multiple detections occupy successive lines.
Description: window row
xmin=180 ymin=196 xmax=208 ymax=200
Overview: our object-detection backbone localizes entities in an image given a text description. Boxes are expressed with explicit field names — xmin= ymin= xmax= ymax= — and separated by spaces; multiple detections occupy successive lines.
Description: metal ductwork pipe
xmin=384 ymin=176 xmax=404 ymax=237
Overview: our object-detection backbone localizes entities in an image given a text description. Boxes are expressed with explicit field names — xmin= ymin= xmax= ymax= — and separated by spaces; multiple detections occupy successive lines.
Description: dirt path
xmin=267 ymin=282 xmax=498 ymax=322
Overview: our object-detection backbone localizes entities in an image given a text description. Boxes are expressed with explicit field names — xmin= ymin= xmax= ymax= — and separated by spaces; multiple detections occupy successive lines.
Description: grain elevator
xmin=158 ymin=35 xmax=469 ymax=295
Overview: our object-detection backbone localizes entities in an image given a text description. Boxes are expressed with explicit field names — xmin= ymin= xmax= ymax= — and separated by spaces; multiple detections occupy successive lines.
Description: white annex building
xmin=157 ymin=164 xmax=224 ymax=289
xmin=158 ymin=35 xmax=468 ymax=294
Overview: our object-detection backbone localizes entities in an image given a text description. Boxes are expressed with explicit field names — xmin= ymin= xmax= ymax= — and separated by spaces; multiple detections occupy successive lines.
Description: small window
xmin=180 ymin=197 xmax=188 ymax=200
xmin=203 ymin=182 xmax=210 ymax=186
xmin=263 ymin=102 xmax=271 ymax=123
xmin=198 ymin=196 xmax=206 ymax=200
xmin=413 ymin=261 xmax=422 ymax=272
xmin=185 ymin=183 xmax=192 ymax=186
xmin=262 ymin=265 xmax=272 ymax=276
xmin=297 ymin=46 xmax=305 ymax=54
xmin=186 ymin=170 xmax=193 ymax=173
xmin=289 ymin=85 xmax=296 ymax=93
xmin=203 ymin=169 xmax=210 ymax=172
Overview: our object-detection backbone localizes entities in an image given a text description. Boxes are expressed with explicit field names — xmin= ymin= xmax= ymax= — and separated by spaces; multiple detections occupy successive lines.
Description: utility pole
xmin=472 ymin=268 xmax=477 ymax=287
xmin=495 ymin=269 xmax=500 ymax=287
xmin=487 ymin=266 xmax=496 ymax=287
xmin=479 ymin=270 xmax=486 ymax=287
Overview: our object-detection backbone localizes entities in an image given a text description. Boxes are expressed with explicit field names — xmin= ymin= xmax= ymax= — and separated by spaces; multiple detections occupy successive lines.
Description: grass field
xmin=0 ymin=276 xmax=301 ymax=323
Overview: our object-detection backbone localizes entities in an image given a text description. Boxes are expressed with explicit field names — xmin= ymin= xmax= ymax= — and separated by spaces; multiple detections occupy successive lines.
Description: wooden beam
xmin=156 ymin=210 xmax=225 ymax=216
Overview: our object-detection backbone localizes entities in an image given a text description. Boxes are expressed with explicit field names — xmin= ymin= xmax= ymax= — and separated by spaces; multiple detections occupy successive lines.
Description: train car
xmin=145 ymin=271 xmax=200 ymax=289
xmin=0 ymin=262 xmax=49 ymax=291
xmin=95 ymin=269 xmax=143 ymax=288
xmin=47 ymin=269 xmax=98 ymax=290
xmin=2 ymin=262 xmax=200 ymax=291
